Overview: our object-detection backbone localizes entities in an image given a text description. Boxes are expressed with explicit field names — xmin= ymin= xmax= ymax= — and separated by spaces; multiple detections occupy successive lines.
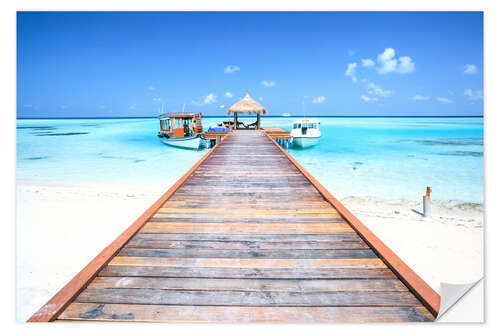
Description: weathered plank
xmin=139 ymin=222 xmax=354 ymax=234
xmin=98 ymin=266 xmax=397 ymax=279
xmin=87 ymin=277 xmax=407 ymax=292
xmin=117 ymin=248 xmax=377 ymax=259
xmin=75 ymin=289 xmax=423 ymax=307
xmin=107 ymin=256 xmax=386 ymax=269
xmin=125 ymin=239 xmax=370 ymax=250
xmin=59 ymin=303 xmax=434 ymax=322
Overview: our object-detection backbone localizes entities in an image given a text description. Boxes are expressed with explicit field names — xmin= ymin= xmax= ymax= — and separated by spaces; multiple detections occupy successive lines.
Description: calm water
xmin=16 ymin=117 xmax=484 ymax=204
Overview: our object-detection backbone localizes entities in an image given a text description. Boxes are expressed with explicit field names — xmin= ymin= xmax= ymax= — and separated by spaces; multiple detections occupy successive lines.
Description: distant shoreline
xmin=17 ymin=115 xmax=484 ymax=120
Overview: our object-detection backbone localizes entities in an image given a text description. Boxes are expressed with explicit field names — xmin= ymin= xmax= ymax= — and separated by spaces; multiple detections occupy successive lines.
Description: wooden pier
xmin=29 ymin=130 xmax=439 ymax=323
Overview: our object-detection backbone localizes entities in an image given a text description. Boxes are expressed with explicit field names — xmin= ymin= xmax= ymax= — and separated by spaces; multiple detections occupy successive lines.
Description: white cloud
xmin=204 ymin=93 xmax=217 ymax=104
xmin=224 ymin=65 xmax=240 ymax=73
xmin=464 ymin=64 xmax=479 ymax=75
xmin=367 ymin=82 xmax=393 ymax=97
xmin=348 ymin=49 xmax=355 ymax=56
xmin=361 ymin=95 xmax=378 ymax=102
xmin=345 ymin=63 xmax=358 ymax=82
xmin=147 ymin=86 xmax=155 ymax=91
xmin=376 ymin=48 xmax=415 ymax=74
xmin=411 ymin=95 xmax=430 ymax=101
xmin=261 ymin=80 xmax=276 ymax=87
xmin=397 ymin=56 xmax=416 ymax=74
xmin=436 ymin=97 xmax=454 ymax=104
xmin=129 ymin=104 xmax=136 ymax=110
xmin=361 ymin=58 xmax=375 ymax=67
xmin=152 ymin=97 xmax=161 ymax=102
xmin=224 ymin=92 xmax=233 ymax=98
xmin=360 ymin=78 xmax=368 ymax=83
xmin=464 ymin=89 xmax=483 ymax=101
xmin=312 ymin=96 xmax=326 ymax=104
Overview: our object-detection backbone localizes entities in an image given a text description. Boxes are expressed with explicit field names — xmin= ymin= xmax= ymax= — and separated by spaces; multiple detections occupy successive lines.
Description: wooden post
xmin=216 ymin=134 xmax=221 ymax=145
xmin=423 ymin=186 xmax=431 ymax=217
xmin=257 ymin=112 xmax=261 ymax=130
xmin=234 ymin=112 xmax=238 ymax=130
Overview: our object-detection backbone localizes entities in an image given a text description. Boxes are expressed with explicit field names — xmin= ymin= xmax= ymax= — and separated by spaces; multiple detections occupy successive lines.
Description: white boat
xmin=290 ymin=119 xmax=321 ymax=148
xmin=157 ymin=112 xmax=205 ymax=150
xmin=160 ymin=134 xmax=204 ymax=149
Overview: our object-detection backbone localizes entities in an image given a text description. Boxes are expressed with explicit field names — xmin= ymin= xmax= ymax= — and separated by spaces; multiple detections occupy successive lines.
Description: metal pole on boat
xmin=423 ymin=186 xmax=431 ymax=218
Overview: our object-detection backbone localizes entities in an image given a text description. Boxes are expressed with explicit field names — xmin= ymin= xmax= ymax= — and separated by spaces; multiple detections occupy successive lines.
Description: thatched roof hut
xmin=227 ymin=92 xmax=268 ymax=115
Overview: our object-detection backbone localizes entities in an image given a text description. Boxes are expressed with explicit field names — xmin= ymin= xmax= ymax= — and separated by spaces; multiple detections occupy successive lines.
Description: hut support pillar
xmin=257 ymin=112 xmax=261 ymax=130
xmin=234 ymin=112 xmax=238 ymax=130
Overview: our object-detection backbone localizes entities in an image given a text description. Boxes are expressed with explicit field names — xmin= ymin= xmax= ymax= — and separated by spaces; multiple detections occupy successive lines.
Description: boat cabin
xmin=292 ymin=119 xmax=321 ymax=135
xmin=158 ymin=112 xmax=203 ymax=139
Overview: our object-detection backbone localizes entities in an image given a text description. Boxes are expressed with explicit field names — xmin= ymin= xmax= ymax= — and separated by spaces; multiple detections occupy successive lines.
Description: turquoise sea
xmin=16 ymin=117 xmax=484 ymax=205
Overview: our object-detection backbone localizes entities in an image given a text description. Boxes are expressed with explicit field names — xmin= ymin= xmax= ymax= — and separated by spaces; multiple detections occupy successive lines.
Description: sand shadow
xmin=411 ymin=209 xmax=424 ymax=217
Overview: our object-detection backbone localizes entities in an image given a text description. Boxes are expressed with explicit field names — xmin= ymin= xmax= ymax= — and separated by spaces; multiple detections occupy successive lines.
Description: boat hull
xmin=160 ymin=135 xmax=203 ymax=150
xmin=292 ymin=137 xmax=320 ymax=148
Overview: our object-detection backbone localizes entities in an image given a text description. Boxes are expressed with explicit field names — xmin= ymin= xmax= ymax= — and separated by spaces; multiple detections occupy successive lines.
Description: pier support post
xmin=423 ymin=186 xmax=431 ymax=217
xmin=216 ymin=134 xmax=221 ymax=145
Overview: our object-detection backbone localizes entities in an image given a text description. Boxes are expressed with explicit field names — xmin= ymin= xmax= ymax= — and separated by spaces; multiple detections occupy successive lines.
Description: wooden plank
xmin=99 ymin=266 xmax=396 ymax=279
xmin=87 ymin=276 xmax=407 ymax=292
xmin=59 ymin=303 xmax=434 ymax=322
xmin=75 ymin=289 xmax=423 ymax=307
xmin=131 ymin=232 xmax=363 ymax=242
xmin=263 ymin=132 xmax=441 ymax=316
xmin=157 ymin=208 xmax=338 ymax=214
xmin=116 ymin=248 xmax=377 ymax=259
xmin=108 ymin=256 xmax=385 ymax=269
xmin=139 ymin=222 xmax=354 ymax=234
xmin=27 ymin=133 xmax=230 ymax=322
xmin=125 ymin=239 xmax=370 ymax=250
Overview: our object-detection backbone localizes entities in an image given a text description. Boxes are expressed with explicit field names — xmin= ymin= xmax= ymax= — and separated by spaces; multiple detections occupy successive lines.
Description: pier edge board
xmin=27 ymin=133 xmax=232 ymax=322
xmin=263 ymin=131 xmax=440 ymax=318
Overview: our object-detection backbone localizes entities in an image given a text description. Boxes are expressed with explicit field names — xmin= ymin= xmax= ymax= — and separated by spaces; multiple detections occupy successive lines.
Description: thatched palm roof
xmin=227 ymin=92 xmax=268 ymax=115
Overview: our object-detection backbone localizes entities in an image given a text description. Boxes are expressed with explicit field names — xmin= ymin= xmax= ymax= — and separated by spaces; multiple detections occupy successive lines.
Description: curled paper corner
xmin=436 ymin=277 xmax=483 ymax=320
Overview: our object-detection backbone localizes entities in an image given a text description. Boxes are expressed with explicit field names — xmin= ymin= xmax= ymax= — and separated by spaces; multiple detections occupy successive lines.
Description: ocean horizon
xmin=17 ymin=116 xmax=484 ymax=205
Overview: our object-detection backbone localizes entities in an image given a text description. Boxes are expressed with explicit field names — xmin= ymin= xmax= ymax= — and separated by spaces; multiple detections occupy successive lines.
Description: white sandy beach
xmin=16 ymin=180 xmax=483 ymax=322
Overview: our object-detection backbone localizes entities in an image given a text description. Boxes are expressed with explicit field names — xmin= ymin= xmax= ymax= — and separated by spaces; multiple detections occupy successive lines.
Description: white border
xmin=4 ymin=0 xmax=497 ymax=331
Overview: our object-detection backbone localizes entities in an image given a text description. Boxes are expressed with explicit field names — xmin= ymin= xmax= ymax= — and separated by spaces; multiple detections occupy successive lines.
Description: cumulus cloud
xmin=224 ymin=65 xmax=240 ymax=73
xmin=464 ymin=89 xmax=483 ymax=100
xmin=436 ymin=97 xmax=454 ymax=104
xmin=261 ymin=80 xmax=276 ymax=87
xmin=376 ymin=48 xmax=415 ymax=74
xmin=361 ymin=58 xmax=375 ymax=67
xmin=312 ymin=96 xmax=326 ymax=104
xmin=224 ymin=92 xmax=233 ymax=98
xmin=367 ymin=82 xmax=393 ymax=97
xmin=345 ymin=63 xmax=358 ymax=82
xmin=204 ymin=93 xmax=217 ymax=104
xmin=361 ymin=95 xmax=378 ymax=102
xmin=464 ymin=64 xmax=479 ymax=75
xmin=411 ymin=95 xmax=430 ymax=101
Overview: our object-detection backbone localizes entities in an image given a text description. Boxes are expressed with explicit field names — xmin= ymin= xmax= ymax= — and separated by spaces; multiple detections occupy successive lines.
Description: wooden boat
xmin=158 ymin=112 xmax=204 ymax=150
xmin=290 ymin=119 xmax=321 ymax=148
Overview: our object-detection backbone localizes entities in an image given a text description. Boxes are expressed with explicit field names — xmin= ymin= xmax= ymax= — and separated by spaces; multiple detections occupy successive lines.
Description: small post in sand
xmin=423 ymin=186 xmax=431 ymax=218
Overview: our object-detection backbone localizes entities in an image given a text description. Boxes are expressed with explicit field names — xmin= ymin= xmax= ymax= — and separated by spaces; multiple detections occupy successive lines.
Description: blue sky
xmin=17 ymin=11 xmax=483 ymax=117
